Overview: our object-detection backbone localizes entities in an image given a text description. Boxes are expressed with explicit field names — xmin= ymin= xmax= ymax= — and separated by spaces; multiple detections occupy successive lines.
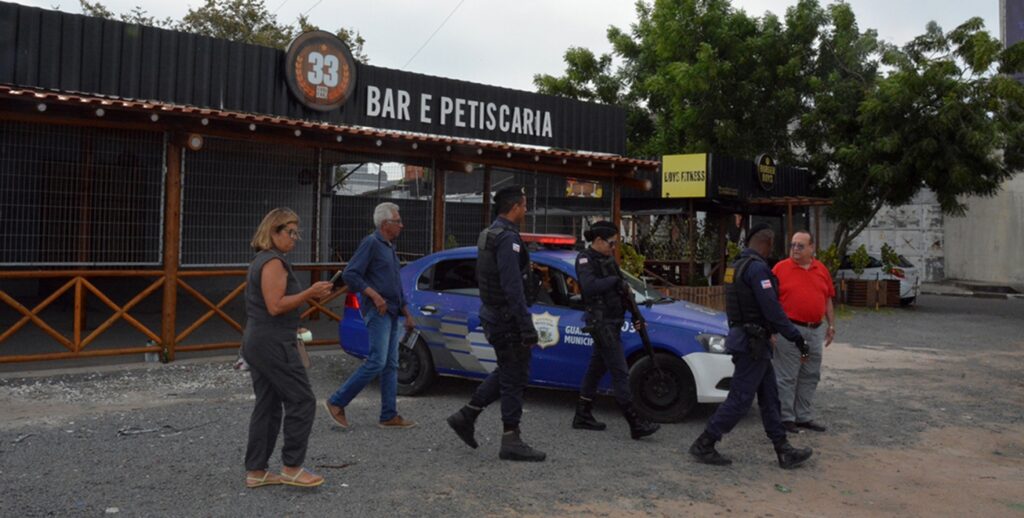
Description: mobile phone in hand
xmin=329 ymin=270 xmax=344 ymax=285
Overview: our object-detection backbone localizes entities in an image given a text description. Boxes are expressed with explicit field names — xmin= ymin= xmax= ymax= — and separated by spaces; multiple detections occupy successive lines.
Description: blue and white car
xmin=339 ymin=236 xmax=733 ymax=422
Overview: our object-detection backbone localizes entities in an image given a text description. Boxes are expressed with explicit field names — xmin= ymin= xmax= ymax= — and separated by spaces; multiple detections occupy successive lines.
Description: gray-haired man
xmin=325 ymin=202 xmax=417 ymax=429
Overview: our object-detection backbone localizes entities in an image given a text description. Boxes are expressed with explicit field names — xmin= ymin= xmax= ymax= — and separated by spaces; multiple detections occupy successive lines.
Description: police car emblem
xmin=531 ymin=312 xmax=561 ymax=348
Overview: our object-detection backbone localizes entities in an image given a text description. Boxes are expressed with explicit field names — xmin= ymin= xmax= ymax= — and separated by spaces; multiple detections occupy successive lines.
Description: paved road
xmin=1 ymin=295 xmax=1022 ymax=516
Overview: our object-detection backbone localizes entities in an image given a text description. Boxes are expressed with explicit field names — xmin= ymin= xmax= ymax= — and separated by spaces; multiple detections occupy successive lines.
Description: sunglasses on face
xmin=790 ymin=243 xmax=807 ymax=250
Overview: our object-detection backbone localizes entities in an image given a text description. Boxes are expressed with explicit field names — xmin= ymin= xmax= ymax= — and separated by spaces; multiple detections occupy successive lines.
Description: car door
xmin=526 ymin=260 xmax=590 ymax=389
xmin=410 ymin=256 xmax=491 ymax=377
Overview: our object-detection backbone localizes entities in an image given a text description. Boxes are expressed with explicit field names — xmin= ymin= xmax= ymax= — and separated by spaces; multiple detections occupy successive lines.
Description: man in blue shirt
xmin=688 ymin=224 xmax=814 ymax=469
xmin=324 ymin=202 xmax=417 ymax=429
xmin=447 ymin=186 xmax=546 ymax=462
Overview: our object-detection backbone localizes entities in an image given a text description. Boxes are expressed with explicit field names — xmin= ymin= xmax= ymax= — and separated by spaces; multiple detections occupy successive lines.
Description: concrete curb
xmin=920 ymin=288 xmax=1023 ymax=300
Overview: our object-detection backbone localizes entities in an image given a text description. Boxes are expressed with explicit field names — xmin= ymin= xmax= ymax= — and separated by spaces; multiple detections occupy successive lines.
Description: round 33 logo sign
xmin=284 ymin=31 xmax=357 ymax=112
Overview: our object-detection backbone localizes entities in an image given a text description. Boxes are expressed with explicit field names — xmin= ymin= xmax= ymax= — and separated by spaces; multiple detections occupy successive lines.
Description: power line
xmin=272 ymin=0 xmax=290 ymax=15
xmin=403 ymin=0 xmax=466 ymax=69
xmin=303 ymin=0 xmax=323 ymax=16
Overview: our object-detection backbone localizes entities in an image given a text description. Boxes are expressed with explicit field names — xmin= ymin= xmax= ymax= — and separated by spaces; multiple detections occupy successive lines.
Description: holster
xmin=585 ymin=320 xmax=620 ymax=350
xmin=742 ymin=323 xmax=770 ymax=360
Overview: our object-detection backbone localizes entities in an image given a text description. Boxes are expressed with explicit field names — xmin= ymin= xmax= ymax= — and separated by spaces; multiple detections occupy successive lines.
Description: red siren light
xmin=520 ymin=233 xmax=577 ymax=247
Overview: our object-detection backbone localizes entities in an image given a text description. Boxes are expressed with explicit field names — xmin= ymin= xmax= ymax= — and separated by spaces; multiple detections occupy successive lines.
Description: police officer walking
xmin=447 ymin=186 xmax=546 ymax=462
xmin=572 ymin=221 xmax=660 ymax=440
xmin=688 ymin=224 xmax=814 ymax=469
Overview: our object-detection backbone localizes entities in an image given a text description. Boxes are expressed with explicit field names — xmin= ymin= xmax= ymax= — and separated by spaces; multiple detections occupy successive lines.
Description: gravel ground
xmin=1 ymin=295 xmax=1022 ymax=517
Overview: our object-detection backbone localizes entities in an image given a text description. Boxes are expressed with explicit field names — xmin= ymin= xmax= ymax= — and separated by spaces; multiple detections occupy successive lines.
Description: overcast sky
xmin=22 ymin=0 xmax=1002 ymax=92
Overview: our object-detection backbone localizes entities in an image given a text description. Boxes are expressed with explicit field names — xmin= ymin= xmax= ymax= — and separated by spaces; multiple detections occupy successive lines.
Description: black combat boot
xmin=446 ymin=405 xmax=482 ymax=449
xmin=572 ymin=397 xmax=607 ymax=431
xmin=499 ymin=427 xmax=547 ymax=462
xmin=775 ymin=440 xmax=813 ymax=469
xmin=688 ymin=431 xmax=732 ymax=465
xmin=620 ymin=402 xmax=660 ymax=440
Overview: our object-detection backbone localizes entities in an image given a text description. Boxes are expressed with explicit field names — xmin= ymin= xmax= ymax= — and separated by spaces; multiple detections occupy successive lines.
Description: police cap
xmin=494 ymin=186 xmax=527 ymax=215
xmin=584 ymin=221 xmax=618 ymax=242
xmin=746 ymin=223 xmax=773 ymax=246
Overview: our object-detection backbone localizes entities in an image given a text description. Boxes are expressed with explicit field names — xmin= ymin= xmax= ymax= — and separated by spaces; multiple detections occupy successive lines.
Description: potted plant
xmin=846 ymin=245 xmax=873 ymax=306
xmin=817 ymin=243 xmax=842 ymax=304
xmin=879 ymin=243 xmax=902 ymax=307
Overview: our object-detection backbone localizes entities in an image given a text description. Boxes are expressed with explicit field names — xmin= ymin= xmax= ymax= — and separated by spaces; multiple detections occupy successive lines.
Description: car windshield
xmin=621 ymin=271 xmax=670 ymax=304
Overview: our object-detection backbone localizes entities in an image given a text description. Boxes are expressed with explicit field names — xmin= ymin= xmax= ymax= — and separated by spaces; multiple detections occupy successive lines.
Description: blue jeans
xmin=328 ymin=311 xmax=400 ymax=422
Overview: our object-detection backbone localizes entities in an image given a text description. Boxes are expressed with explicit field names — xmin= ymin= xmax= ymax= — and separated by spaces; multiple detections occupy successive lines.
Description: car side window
xmin=417 ymin=265 xmax=434 ymax=291
xmin=532 ymin=263 xmax=574 ymax=308
xmin=432 ymin=259 xmax=479 ymax=296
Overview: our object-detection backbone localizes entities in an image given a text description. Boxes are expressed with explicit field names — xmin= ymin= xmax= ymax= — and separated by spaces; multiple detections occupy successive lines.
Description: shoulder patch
xmin=760 ymin=279 xmax=773 ymax=289
xmin=512 ymin=242 xmax=521 ymax=253
xmin=578 ymin=257 xmax=589 ymax=264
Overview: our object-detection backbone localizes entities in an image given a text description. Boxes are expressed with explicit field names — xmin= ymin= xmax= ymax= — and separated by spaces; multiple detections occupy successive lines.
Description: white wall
xmin=944 ymin=173 xmax=1024 ymax=288
xmin=815 ymin=190 xmax=946 ymax=282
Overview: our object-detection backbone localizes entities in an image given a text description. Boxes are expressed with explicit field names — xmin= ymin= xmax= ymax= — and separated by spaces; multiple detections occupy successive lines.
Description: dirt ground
xmin=1 ymin=295 xmax=1022 ymax=517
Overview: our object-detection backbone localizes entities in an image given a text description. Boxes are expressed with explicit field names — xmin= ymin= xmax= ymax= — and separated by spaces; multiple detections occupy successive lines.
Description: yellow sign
xmin=661 ymin=153 xmax=707 ymax=198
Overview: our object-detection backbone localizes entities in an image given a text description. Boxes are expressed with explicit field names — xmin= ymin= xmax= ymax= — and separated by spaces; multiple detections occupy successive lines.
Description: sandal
xmin=245 ymin=471 xmax=282 ymax=488
xmin=279 ymin=467 xmax=324 ymax=488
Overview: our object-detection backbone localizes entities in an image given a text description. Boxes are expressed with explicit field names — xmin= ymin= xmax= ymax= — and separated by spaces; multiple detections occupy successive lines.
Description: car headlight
xmin=697 ymin=333 xmax=727 ymax=354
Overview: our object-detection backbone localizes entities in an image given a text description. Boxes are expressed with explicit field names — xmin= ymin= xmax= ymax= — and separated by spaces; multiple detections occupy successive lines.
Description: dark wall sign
xmin=0 ymin=3 xmax=626 ymax=154
xmin=284 ymin=31 xmax=356 ymax=111
xmin=755 ymin=153 xmax=776 ymax=191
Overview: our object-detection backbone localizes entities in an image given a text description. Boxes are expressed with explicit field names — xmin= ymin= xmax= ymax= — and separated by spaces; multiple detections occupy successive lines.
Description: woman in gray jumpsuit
xmin=242 ymin=208 xmax=333 ymax=488
xmin=572 ymin=221 xmax=660 ymax=440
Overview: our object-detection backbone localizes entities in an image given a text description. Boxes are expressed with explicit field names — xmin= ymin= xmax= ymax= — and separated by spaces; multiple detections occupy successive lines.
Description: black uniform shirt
xmin=481 ymin=216 xmax=534 ymax=333
xmin=724 ymin=249 xmax=803 ymax=355
xmin=575 ymin=246 xmax=628 ymax=321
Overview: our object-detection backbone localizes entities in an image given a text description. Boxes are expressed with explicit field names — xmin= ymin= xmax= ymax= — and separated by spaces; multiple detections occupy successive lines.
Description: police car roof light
xmin=520 ymin=233 xmax=576 ymax=246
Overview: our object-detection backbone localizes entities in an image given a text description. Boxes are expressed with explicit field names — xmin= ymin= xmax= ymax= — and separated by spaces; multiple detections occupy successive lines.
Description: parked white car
xmin=835 ymin=254 xmax=921 ymax=306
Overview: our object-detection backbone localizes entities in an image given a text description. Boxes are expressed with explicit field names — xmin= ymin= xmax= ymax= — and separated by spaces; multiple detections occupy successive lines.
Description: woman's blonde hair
xmin=251 ymin=208 xmax=299 ymax=251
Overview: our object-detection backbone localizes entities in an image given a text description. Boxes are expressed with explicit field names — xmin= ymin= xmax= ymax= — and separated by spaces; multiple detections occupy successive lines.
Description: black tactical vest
xmin=581 ymin=248 xmax=626 ymax=320
xmin=724 ymin=255 xmax=772 ymax=328
xmin=476 ymin=225 xmax=533 ymax=307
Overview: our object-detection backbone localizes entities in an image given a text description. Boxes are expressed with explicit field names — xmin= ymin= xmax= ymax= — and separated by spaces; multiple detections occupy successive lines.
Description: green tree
xmin=78 ymin=0 xmax=368 ymax=62
xmin=538 ymin=0 xmax=1024 ymax=257
xmin=798 ymin=9 xmax=1024 ymax=253
xmin=536 ymin=0 xmax=824 ymax=160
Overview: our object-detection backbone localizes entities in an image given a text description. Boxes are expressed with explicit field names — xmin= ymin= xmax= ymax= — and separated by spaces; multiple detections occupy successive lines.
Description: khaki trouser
xmin=773 ymin=323 xmax=826 ymax=423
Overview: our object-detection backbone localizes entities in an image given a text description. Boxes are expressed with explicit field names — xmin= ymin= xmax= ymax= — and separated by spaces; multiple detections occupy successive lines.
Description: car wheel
xmin=900 ymin=296 xmax=917 ymax=306
xmin=629 ymin=353 xmax=697 ymax=423
xmin=397 ymin=339 xmax=435 ymax=396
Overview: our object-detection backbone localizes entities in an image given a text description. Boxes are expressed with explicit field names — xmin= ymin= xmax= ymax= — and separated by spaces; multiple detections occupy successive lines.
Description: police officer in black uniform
xmin=571 ymin=221 xmax=660 ymax=439
xmin=447 ymin=186 xmax=546 ymax=462
xmin=689 ymin=224 xmax=814 ymax=469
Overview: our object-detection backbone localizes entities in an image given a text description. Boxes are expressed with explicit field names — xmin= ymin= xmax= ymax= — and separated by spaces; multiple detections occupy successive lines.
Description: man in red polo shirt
xmin=772 ymin=230 xmax=835 ymax=433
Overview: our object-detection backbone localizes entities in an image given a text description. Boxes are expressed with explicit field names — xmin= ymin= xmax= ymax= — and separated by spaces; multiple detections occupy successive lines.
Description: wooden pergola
xmin=0 ymin=85 xmax=656 ymax=364
xmin=748 ymin=196 xmax=833 ymax=245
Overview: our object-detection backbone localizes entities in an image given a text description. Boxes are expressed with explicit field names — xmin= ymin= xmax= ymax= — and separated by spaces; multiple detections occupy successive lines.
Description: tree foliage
xmin=78 ymin=0 xmax=368 ymax=62
xmin=536 ymin=0 xmax=1024 ymax=255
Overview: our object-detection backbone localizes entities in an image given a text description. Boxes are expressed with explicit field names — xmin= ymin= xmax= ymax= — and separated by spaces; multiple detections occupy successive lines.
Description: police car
xmin=339 ymin=234 xmax=733 ymax=422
